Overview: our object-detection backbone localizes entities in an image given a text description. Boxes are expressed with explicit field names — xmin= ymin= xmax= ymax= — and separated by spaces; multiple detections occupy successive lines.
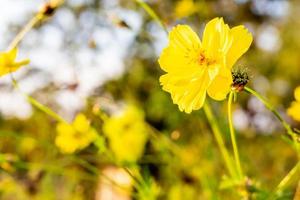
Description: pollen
xmin=198 ymin=51 xmax=216 ymax=66
xmin=198 ymin=52 xmax=206 ymax=65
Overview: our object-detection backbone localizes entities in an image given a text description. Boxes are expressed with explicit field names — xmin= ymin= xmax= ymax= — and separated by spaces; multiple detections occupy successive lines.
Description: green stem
xmin=147 ymin=124 xmax=182 ymax=157
xmin=203 ymin=102 xmax=236 ymax=178
xmin=11 ymin=78 xmax=67 ymax=123
xmin=70 ymin=156 xmax=131 ymax=191
xmin=7 ymin=8 xmax=67 ymax=124
xmin=244 ymin=87 xmax=285 ymax=126
xmin=276 ymin=162 xmax=300 ymax=194
xmin=228 ymin=91 xmax=243 ymax=179
xmin=134 ymin=0 xmax=168 ymax=34
xmin=8 ymin=14 xmax=43 ymax=50
xmin=244 ymin=87 xmax=300 ymax=154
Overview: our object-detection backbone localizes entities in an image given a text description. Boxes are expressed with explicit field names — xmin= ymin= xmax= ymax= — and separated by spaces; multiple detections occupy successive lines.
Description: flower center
xmin=198 ymin=52 xmax=206 ymax=65
xmin=73 ymin=130 xmax=84 ymax=139
xmin=198 ymin=51 xmax=216 ymax=66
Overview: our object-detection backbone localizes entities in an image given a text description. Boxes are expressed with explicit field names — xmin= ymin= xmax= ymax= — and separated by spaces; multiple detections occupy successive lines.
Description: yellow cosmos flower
xmin=103 ymin=105 xmax=148 ymax=163
xmin=287 ymin=86 xmax=300 ymax=122
xmin=55 ymin=114 xmax=98 ymax=154
xmin=0 ymin=48 xmax=30 ymax=76
xmin=174 ymin=0 xmax=196 ymax=18
xmin=158 ymin=17 xmax=253 ymax=113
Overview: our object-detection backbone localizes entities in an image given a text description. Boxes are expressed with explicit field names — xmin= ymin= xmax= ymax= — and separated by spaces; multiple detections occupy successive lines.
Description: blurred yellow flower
xmin=55 ymin=114 xmax=97 ymax=154
xmin=287 ymin=86 xmax=300 ymax=122
xmin=103 ymin=105 xmax=148 ymax=163
xmin=158 ymin=17 xmax=252 ymax=113
xmin=49 ymin=0 xmax=64 ymax=7
xmin=19 ymin=137 xmax=36 ymax=154
xmin=39 ymin=0 xmax=64 ymax=17
xmin=0 ymin=48 xmax=29 ymax=76
xmin=174 ymin=0 xmax=196 ymax=18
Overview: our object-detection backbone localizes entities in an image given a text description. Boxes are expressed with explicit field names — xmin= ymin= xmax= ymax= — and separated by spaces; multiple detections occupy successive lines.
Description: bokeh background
xmin=0 ymin=0 xmax=300 ymax=199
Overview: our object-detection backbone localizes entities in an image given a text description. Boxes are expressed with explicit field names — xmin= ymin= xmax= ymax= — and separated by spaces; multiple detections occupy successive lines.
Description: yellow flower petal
xmin=103 ymin=105 xmax=148 ymax=162
xmin=56 ymin=123 xmax=74 ymax=136
xmin=14 ymin=59 xmax=30 ymax=67
xmin=226 ymin=25 xmax=253 ymax=68
xmin=0 ymin=53 xmax=9 ymax=68
xmin=8 ymin=48 xmax=18 ymax=62
xmin=294 ymin=86 xmax=300 ymax=102
xmin=160 ymin=67 xmax=211 ymax=113
xmin=73 ymin=113 xmax=89 ymax=132
xmin=202 ymin=17 xmax=232 ymax=59
xmin=55 ymin=113 xmax=97 ymax=154
xmin=159 ymin=25 xmax=201 ymax=72
xmin=0 ymin=48 xmax=30 ymax=76
xmin=174 ymin=0 xmax=196 ymax=18
xmin=287 ymin=101 xmax=300 ymax=122
xmin=207 ymin=67 xmax=232 ymax=100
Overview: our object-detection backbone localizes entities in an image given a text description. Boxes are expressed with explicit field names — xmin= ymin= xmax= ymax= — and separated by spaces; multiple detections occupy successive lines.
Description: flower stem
xmin=276 ymin=162 xmax=300 ymax=194
xmin=70 ymin=156 xmax=130 ymax=191
xmin=8 ymin=8 xmax=67 ymax=124
xmin=11 ymin=77 xmax=67 ymax=123
xmin=293 ymin=179 xmax=300 ymax=199
xmin=228 ymin=91 xmax=243 ymax=179
xmin=244 ymin=87 xmax=300 ymax=154
xmin=8 ymin=14 xmax=43 ymax=50
xmin=134 ymin=0 xmax=168 ymax=34
xmin=244 ymin=87 xmax=285 ymax=125
xmin=203 ymin=102 xmax=236 ymax=178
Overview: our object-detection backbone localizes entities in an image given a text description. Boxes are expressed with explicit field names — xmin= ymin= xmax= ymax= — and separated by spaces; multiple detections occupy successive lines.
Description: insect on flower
xmin=158 ymin=17 xmax=253 ymax=113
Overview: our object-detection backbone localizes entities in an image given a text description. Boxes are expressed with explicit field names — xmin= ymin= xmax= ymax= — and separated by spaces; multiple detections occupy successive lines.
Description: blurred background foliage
xmin=0 ymin=0 xmax=300 ymax=199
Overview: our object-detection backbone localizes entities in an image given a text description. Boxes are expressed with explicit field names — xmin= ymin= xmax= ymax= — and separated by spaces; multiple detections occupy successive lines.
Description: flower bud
xmin=231 ymin=69 xmax=250 ymax=92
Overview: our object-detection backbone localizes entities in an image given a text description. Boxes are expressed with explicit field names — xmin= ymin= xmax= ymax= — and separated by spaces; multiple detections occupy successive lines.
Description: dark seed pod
xmin=231 ymin=69 xmax=250 ymax=92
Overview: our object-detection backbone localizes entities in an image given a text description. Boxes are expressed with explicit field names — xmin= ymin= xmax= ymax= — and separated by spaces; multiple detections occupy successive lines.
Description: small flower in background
xmin=39 ymin=0 xmax=64 ymax=17
xmin=103 ymin=105 xmax=148 ymax=163
xmin=174 ymin=0 xmax=196 ymax=18
xmin=48 ymin=0 xmax=64 ymax=7
xmin=55 ymin=113 xmax=98 ymax=154
xmin=19 ymin=137 xmax=37 ymax=155
xmin=287 ymin=86 xmax=300 ymax=122
xmin=0 ymin=154 xmax=17 ymax=173
xmin=158 ymin=17 xmax=253 ymax=113
xmin=0 ymin=48 xmax=29 ymax=77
